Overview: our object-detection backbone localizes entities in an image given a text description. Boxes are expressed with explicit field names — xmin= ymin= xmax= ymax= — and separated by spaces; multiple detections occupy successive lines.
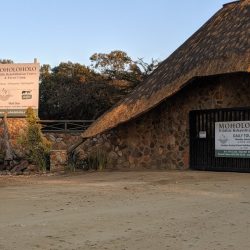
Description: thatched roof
xmin=83 ymin=0 xmax=250 ymax=138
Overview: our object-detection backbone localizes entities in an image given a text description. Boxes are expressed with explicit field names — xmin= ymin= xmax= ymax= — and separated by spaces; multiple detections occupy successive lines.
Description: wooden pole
xmin=3 ymin=112 xmax=16 ymax=166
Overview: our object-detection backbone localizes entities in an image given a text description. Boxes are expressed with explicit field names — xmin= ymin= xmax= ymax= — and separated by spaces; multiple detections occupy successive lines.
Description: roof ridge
xmin=223 ymin=1 xmax=240 ymax=7
xmin=223 ymin=0 xmax=250 ymax=7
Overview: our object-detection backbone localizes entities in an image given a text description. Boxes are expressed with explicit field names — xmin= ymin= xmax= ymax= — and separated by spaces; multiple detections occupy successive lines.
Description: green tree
xmin=0 ymin=59 xmax=14 ymax=64
xmin=52 ymin=61 xmax=99 ymax=84
xmin=39 ymin=51 xmax=160 ymax=120
xmin=39 ymin=62 xmax=121 ymax=119
xmin=90 ymin=50 xmax=133 ymax=73
xmin=18 ymin=108 xmax=51 ymax=171
xmin=90 ymin=50 xmax=160 ymax=87
xmin=90 ymin=50 xmax=141 ymax=85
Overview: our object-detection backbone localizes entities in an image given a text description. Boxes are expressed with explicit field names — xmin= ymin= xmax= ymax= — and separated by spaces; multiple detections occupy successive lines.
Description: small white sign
xmin=199 ymin=131 xmax=206 ymax=138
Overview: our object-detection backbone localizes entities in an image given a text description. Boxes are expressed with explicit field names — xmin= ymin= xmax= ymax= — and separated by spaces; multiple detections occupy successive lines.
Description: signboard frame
xmin=215 ymin=121 xmax=250 ymax=158
xmin=0 ymin=62 xmax=40 ymax=117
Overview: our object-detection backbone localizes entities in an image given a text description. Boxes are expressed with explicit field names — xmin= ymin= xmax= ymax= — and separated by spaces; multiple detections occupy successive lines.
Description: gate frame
xmin=189 ymin=106 xmax=250 ymax=173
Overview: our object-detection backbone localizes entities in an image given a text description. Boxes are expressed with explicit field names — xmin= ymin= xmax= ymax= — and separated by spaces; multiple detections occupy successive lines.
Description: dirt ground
xmin=0 ymin=170 xmax=250 ymax=250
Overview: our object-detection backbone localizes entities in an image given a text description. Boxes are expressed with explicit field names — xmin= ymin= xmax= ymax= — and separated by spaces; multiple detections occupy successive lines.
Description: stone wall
xmin=44 ymin=133 xmax=82 ymax=150
xmin=50 ymin=150 xmax=68 ymax=172
xmin=75 ymin=73 xmax=250 ymax=170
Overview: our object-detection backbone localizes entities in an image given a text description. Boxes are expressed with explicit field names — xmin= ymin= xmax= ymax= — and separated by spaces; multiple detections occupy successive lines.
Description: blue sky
xmin=1 ymin=0 xmax=226 ymax=66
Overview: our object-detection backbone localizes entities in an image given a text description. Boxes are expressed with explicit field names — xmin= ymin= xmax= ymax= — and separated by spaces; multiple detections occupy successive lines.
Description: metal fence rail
xmin=39 ymin=120 xmax=95 ymax=133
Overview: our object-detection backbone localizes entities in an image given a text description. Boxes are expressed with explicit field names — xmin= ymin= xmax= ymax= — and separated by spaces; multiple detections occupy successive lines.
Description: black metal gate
xmin=189 ymin=107 xmax=250 ymax=172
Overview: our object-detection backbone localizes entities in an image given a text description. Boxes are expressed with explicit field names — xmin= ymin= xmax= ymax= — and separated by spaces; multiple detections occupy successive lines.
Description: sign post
xmin=0 ymin=61 xmax=40 ymax=117
xmin=215 ymin=121 xmax=250 ymax=158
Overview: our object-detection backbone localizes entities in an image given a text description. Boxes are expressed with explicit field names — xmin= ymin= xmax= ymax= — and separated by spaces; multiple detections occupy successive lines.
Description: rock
xmin=49 ymin=134 xmax=56 ymax=142
xmin=132 ymin=149 xmax=142 ymax=158
xmin=14 ymin=149 xmax=26 ymax=158
xmin=108 ymin=151 xmax=118 ymax=160
xmin=117 ymin=158 xmax=124 ymax=165
xmin=128 ymin=155 xmax=134 ymax=164
xmin=0 ymin=164 xmax=6 ymax=171
xmin=26 ymin=164 xmax=38 ymax=172
xmin=117 ymin=138 xmax=122 ymax=145
xmin=23 ymin=171 xmax=31 ymax=175
xmin=104 ymin=142 xmax=111 ymax=149
xmin=158 ymin=146 xmax=164 ymax=155
xmin=98 ymin=137 xmax=103 ymax=144
xmin=11 ymin=160 xmax=29 ymax=173
xmin=55 ymin=137 xmax=63 ymax=143
xmin=144 ymin=148 xmax=150 ymax=155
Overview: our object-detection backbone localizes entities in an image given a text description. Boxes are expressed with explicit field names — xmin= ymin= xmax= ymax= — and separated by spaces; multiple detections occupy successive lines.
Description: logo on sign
xmin=22 ymin=90 xmax=32 ymax=100
xmin=0 ymin=88 xmax=11 ymax=101
xmin=218 ymin=134 xmax=228 ymax=144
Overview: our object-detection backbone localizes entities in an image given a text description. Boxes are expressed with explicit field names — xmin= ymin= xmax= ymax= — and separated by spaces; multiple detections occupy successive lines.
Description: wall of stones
xmin=75 ymin=73 xmax=250 ymax=170
xmin=44 ymin=133 xmax=82 ymax=150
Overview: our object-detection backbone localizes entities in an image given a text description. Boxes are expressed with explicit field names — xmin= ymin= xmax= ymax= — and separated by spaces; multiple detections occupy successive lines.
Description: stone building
xmin=76 ymin=0 xmax=250 ymax=171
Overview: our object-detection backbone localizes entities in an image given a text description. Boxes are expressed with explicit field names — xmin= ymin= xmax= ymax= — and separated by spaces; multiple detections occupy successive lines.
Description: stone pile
xmin=0 ymin=160 xmax=39 ymax=175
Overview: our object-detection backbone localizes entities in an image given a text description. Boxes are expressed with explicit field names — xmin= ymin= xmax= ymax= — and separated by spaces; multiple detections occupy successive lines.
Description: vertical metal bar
xmin=205 ymin=111 xmax=208 ymax=169
xmin=64 ymin=122 xmax=67 ymax=132
xmin=214 ymin=110 xmax=218 ymax=169
xmin=189 ymin=112 xmax=193 ymax=169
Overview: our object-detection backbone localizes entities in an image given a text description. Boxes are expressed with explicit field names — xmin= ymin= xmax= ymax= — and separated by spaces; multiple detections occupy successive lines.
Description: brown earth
xmin=0 ymin=170 xmax=250 ymax=250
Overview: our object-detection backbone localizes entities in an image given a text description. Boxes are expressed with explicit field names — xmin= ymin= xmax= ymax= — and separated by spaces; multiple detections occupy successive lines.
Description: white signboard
xmin=0 ymin=62 xmax=39 ymax=117
xmin=215 ymin=121 xmax=250 ymax=158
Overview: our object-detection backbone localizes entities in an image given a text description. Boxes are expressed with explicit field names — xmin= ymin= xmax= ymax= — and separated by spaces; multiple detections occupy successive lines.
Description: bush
xmin=86 ymin=149 xmax=108 ymax=171
xmin=18 ymin=107 xmax=51 ymax=171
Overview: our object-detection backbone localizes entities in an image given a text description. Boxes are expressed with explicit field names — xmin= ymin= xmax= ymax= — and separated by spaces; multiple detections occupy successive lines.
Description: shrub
xmin=86 ymin=149 xmax=108 ymax=170
xmin=18 ymin=107 xmax=51 ymax=171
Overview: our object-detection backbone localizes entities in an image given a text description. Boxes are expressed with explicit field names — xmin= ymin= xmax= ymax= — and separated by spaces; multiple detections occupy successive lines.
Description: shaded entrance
xmin=189 ymin=108 xmax=250 ymax=172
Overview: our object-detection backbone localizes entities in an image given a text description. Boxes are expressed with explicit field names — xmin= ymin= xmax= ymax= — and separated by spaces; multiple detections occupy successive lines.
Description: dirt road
xmin=0 ymin=170 xmax=250 ymax=250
